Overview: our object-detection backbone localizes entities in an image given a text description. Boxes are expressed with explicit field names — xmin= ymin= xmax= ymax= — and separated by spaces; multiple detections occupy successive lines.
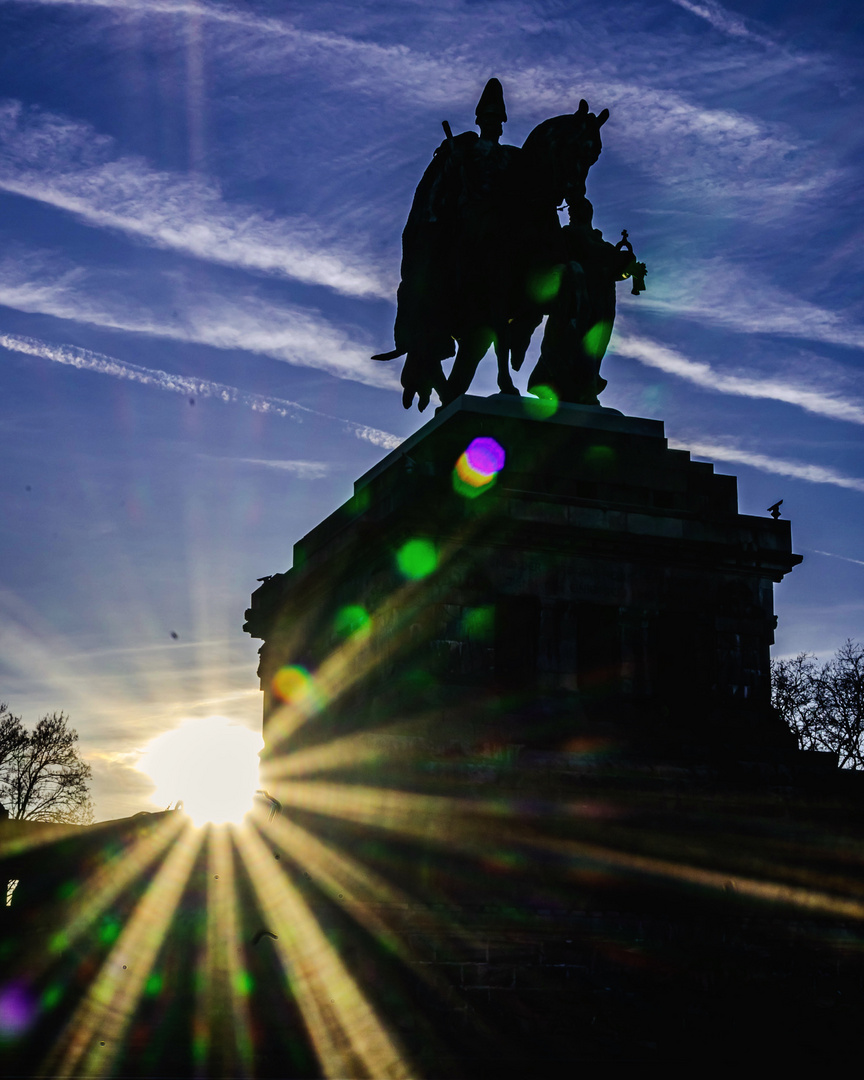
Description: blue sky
xmin=0 ymin=0 xmax=861 ymax=819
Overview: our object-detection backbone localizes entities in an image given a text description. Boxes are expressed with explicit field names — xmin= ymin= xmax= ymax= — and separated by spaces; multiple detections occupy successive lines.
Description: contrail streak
xmin=810 ymin=549 xmax=864 ymax=568
xmin=0 ymin=333 xmax=403 ymax=450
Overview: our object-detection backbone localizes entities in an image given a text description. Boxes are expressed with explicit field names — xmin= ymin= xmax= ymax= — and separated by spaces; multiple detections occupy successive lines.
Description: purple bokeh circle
xmin=0 ymin=983 xmax=35 ymax=1039
xmin=465 ymin=437 xmax=505 ymax=476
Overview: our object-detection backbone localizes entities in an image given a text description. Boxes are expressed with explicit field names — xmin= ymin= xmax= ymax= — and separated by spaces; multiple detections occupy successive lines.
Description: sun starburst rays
xmin=44 ymin=820 xmax=203 ymax=1078
xmin=260 ymin=514 xmax=502 ymax=760
xmin=41 ymin=813 xmax=184 ymax=977
xmin=265 ymin=776 xmax=864 ymax=926
xmin=193 ymin=825 xmax=254 ymax=1077
xmin=257 ymin=809 xmax=478 ymax=975
xmin=8 ymin=728 xmax=864 ymax=1077
xmin=9 ymin=543 xmax=864 ymax=1079
xmin=234 ymin=822 xmax=414 ymax=1080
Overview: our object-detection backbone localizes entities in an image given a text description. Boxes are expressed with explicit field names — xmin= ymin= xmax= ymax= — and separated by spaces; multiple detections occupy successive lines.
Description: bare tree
xmin=0 ymin=704 xmax=27 ymax=771
xmin=772 ymin=640 xmax=864 ymax=769
xmin=0 ymin=708 xmax=93 ymax=824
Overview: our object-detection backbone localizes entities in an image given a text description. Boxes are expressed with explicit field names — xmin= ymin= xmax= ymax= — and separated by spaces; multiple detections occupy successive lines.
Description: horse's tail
xmin=371 ymin=349 xmax=406 ymax=361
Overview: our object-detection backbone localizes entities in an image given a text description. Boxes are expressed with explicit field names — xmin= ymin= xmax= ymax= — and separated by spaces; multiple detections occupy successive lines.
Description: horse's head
xmin=570 ymin=98 xmax=608 ymax=177
xmin=521 ymin=99 xmax=609 ymax=208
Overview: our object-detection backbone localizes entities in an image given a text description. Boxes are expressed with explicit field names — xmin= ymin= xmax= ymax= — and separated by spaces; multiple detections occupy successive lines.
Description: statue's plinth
xmin=245 ymin=395 xmax=800 ymax=758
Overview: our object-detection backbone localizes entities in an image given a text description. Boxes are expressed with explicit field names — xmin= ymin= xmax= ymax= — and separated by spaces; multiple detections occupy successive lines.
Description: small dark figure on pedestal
xmin=529 ymin=198 xmax=647 ymax=405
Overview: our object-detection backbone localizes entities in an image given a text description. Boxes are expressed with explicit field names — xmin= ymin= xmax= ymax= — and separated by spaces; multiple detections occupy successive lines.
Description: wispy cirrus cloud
xmin=0 ymin=333 xmax=402 ymax=449
xmin=199 ymin=456 xmax=333 ymax=479
xmin=2 ymin=0 xmax=363 ymax=38
xmin=0 ymin=253 xmax=396 ymax=389
xmin=672 ymin=436 xmax=864 ymax=494
xmin=667 ymin=0 xmax=775 ymax=46
xmin=1 ymin=6 xmax=831 ymax=223
xmin=638 ymin=258 xmax=864 ymax=351
xmin=612 ymin=332 xmax=864 ymax=425
xmin=0 ymin=100 xmax=391 ymax=299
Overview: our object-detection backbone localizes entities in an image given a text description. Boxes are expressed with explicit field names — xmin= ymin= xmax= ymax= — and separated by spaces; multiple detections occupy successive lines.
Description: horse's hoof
xmin=498 ymin=385 xmax=521 ymax=397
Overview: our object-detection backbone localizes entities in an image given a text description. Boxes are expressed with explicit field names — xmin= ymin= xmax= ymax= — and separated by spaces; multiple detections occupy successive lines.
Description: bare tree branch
xmin=772 ymin=641 xmax=864 ymax=768
xmin=0 ymin=710 xmax=93 ymax=824
xmin=0 ymin=704 xmax=27 ymax=772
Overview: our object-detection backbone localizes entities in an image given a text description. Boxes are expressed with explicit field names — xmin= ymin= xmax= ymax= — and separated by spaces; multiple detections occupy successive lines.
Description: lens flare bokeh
xmin=453 ymin=436 xmax=506 ymax=498
xmin=395 ymin=538 xmax=437 ymax=579
xmin=582 ymin=319 xmax=612 ymax=358
xmin=334 ymin=605 xmax=372 ymax=641
xmin=524 ymin=384 xmax=559 ymax=419
xmin=0 ymin=983 xmax=35 ymax=1041
xmin=271 ymin=664 xmax=324 ymax=708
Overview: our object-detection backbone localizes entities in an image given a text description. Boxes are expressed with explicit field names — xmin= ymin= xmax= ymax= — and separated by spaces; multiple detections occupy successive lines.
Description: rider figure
xmin=377 ymin=78 xmax=522 ymax=410
xmin=437 ymin=78 xmax=522 ymax=402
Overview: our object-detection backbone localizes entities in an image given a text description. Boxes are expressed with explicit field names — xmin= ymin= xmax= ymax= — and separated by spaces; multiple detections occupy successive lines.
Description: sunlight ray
xmin=262 ymin=515 xmax=498 ymax=754
xmin=271 ymin=779 xmax=864 ymax=923
xmin=259 ymin=810 xmax=475 ymax=967
xmin=262 ymin=702 xmax=455 ymax=781
xmin=0 ymin=820 xmax=86 ymax=861
xmin=16 ymin=813 xmax=184 ymax=985
xmin=192 ymin=825 xmax=255 ymax=1077
xmin=263 ymin=728 xmax=390 ymax=779
xmin=0 ymin=587 xmax=147 ymax=736
xmin=44 ymin=821 xmax=203 ymax=1078
xmin=234 ymin=823 xmax=414 ymax=1079
xmin=269 ymin=780 xmax=490 ymax=847
xmin=546 ymin=834 xmax=864 ymax=922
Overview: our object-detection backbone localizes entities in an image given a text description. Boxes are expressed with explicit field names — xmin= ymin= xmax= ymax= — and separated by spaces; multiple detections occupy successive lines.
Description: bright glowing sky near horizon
xmin=0 ymin=0 xmax=862 ymax=821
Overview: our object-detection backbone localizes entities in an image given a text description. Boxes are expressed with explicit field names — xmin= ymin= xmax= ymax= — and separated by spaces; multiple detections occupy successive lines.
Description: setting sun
xmin=138 ymin=716 xmax=263 ymax=826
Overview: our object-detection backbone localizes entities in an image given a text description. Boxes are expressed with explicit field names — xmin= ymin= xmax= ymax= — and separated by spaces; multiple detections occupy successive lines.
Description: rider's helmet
xmin=475 ymin=78 xmax=507 ymax=123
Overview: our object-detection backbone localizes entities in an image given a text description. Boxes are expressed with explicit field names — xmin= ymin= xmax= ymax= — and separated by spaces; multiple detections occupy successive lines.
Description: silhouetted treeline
xmin=772 ymin=639 xmax=864 ymax=768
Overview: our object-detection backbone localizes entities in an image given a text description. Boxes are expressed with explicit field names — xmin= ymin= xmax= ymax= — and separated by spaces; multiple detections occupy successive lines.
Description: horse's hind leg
xmin=495 ymin=333 xmax=519 ymax=396
xmin=439 ymin=326 xmax=494 ymax=406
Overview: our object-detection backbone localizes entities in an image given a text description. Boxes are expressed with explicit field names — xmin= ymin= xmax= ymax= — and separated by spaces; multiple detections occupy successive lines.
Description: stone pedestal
xmin=244 ymin=396 xmax=801 ymax=759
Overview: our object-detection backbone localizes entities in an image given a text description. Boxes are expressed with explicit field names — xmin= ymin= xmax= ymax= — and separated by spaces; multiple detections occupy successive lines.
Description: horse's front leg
xmin=439 ymin=326 xmax=495 ymax=406
xmin=494 ymin=331 xmax=519 ymax=396
xmin=508 ymin=310 xmax=544 ymax=373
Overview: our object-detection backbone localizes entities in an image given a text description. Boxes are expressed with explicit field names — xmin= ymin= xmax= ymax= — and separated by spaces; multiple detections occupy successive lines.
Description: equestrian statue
xmin=373 ymin=78 xmax=646 ymax=411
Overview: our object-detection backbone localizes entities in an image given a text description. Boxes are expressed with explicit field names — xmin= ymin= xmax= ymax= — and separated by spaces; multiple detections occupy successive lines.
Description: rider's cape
xmin=393 ymin=132 xmax=522 ymax=359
